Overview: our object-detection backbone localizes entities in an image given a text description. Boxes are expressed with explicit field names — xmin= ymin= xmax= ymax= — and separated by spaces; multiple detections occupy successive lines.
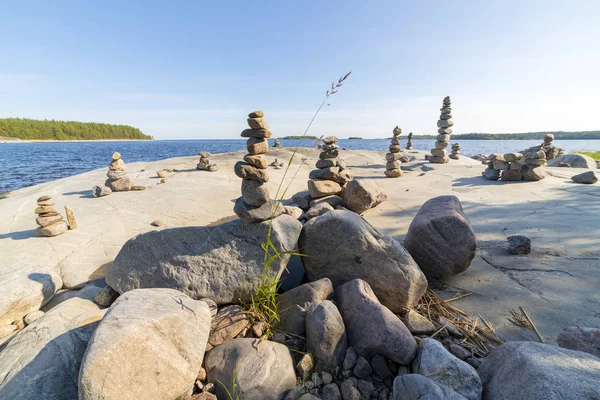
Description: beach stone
xmin=247 ymin=118 xmax=270 ymax=131
xmin=503 ymin=153 xmax=523 ymax=162
xmin=336 ymin=279 xmax=417 ymax=364
xmin=434 ymin=141 xmax=449 ymax=150
xmin=205 ymin=338 xmax=296 ymax=400
xmin=111 ymin=152 xmax=121 ymax=160
xmin=234 ymin=161 xmax=269 ymax=183
xmin=309 ymin=166 xmax=341 ymax=181
xmin=437 ymin=119 xmax=454 ymax=128
xmin=371 ymin=354 xmax=392 ymax=379
xmin=357 ymin=379 xmax=375 ymax=397
xmin=151 ymin=219 xmax=165 ymax=227
xmin=201 ymin=298 xmax=218 ymax=318
xmin=507 ymin=235 xmax=531 ymax=254
xmin=353 ymin=356 xmax=372 ymax=378
xmin=23 ymin=310 xmax=44 ymax=325
xmin=0 ymin=296 xmax=104 ymax=400
xmin=93 ymin=285 xmax=120 ymax=307
xmin=35 ymin=214 xmax=63 ymax=227
xmin=493 ymin=161 xmax=510 ymax=170
xmin=64 ymin=205 xmax=77 ymax=229
xmin=386 ymin=160 xmax=401 ymax=170
xmin=557 ymin=326 xmax=600 ymax=358
xmin=241 ymin=128 xmax=271 ymax=138
xmin=431 ymin=149 xmax=447 ymax=158
xmin=106 ymin=215 xmax=301 ymax=305
xmin=449 ymin=344 xmax=471 ymax=360
xmin=198 ymin=151 xmax=211 ymax=158
xmin=106 ymin=170 xmax=127 ymax=180
xmin=208 ymin=305 xmax=248 ymax=348
xmin=572 ymin=171 xmax=598 ymax=184
xmin=436 ymin=134 xmax=451 ymax=142
xmin=306 ymin=300 xmax=348 ymax=374
xmin=385 ymin=169 xmax=403 ymax=178
xmin=79 ymin=289 xmax=211 ymax=400
xmin=389 ymin=144 xmax=401 ymax=153
xmin=509 ymin=162 xmax=522 ymax=171
xmin=521 ymin=164 xmax=547 ymax=181
xmin=292 ymin=190 xmax=313 ymax=209
xmin=234 ymin=198 xmax=284 ymax=222
xmin=428 ymin=155 xmax=449 ymax=164
xmin=249 ymin=110 xmax=264 ymax=118
xmin=341 ymin=179 xmax=387 ymax=214
xmin=300 ymin=210 xmax=426 ymax=312
xmin=316 ymin=159 xmax=337 ymax=168
xmin=319 ymin=150 xmax=340 ymax=159
xmin=109 ymin=158 xmax=126 ymax=171
xmin=34 ymin=205 xmax=55 ymax=214
xmin=108 ymin=176 xmax=133 ymax=192
xmin=386 ymin=152 xmax=402 ymax=161
xmin=241 ymin=179 xmax=270 ymax=206
xmin=278 ymin=278 xmax=333 ymax=336
xmin=37 ymin=195 xmax=51 ymax=202
xmin=35 ymin=220 xmax=68 ymax=237
xmin=322 ymin=383 xmax=341 ymax=400
xmin=244 ymin=154 xmax=268 ymax=169
xmin=310 ymin=195 xmax=344 ymax=209
xmin=156 ymin=170 xmax=169 ymax=178
xmin=401 ymin=310 xmax=436 ymax=334
xmin=412 ymin=338 xmax=481 ymax=400
xmin=548 ymin=153 xmax=597 ymax=169
xmin=92 ymin=185 xmax=112 ymax=197
xmin=501 ymin=169 xmax=522 ymax=181
xmin=304 ymin=202 xmax=334 ymax=220
xmin=341 ymin=380 xmax=360 ymax=400
xmin=282 ymin=205 xmax=303 ymax=220
xmin=404 ymin=195 xmax=477 ymax=280
xmin=308 ymin=179 xmax=342 ymax=198
xmin=247 ymin=137 xmax=269 ymax=154
xmin=343 ymin=347 xmax=358 ymax=370
xmin=392 ymin=374 xmax=467 ymax=400
xmin=478 ymin=341 xmax=600 ymax=400
xmin=296 ymin=353 xmax=314 ymax=381
xmin=322 ymin=136 xmax=338 ymax=144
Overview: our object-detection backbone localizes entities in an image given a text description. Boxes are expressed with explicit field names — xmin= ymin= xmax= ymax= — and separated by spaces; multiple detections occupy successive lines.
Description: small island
xmin=348 ymin=136 xmax=362 ymax=139
xmin=279 ymin=135 xmax=319 ymax=140
xmin=0 ymin=118 xmax=152 ymax=141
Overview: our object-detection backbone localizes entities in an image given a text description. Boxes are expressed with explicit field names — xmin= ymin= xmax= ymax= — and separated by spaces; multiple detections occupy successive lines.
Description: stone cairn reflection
xmin=307 ymin=136 xmax=353 ymax=199
xmin=105 ymin=152 xmax=133 ymax=192
xmin=406 ymin=132 xmax=414 ymax=150
xmin=428 ymin=96 xmax=453 ymax=164
xmin=482 ymin=150 xmax=547 ymax=182
xmin=233 ymin=111 xmax=283 ymax=223
xmin=197 ymin=152 xmax=218 ymax=172
xmin=450 ymin=143 xmax=461 ymax=159
xmin=35 ymin=195 xmax=68 ymax=237
xmin=385 ymin=126 xmax=403 ymax=178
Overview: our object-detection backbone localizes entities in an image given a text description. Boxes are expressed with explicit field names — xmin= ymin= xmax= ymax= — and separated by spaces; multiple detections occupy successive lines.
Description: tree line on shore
xmin=0 ymin=118 xmax=152 ymax=140
xmin=413 ymin=130 xmax=600 ymax=140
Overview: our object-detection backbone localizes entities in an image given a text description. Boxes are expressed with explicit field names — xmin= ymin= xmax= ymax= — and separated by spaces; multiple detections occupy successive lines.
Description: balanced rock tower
xmin=233 ymin=111 xmax=283 ymax=223
xmin=35 ymin=195 xmax=68 ymax=237
xmin=197 ymin=152 xmax=218 ymax=171
xmin=105 ymin=152 xmax=133 ymax=192
xmin=428 ymin=96 xmax=453 ymax=163
xmin=273 ymin=139 xmax=281 ymax=148
xmin=385 ymin=126 xmax=403 ymax=178
xmin=450 ymin=143 xmax=461 ymax=159
xmin=406 ymin=132 xmax=414 ymax=150
xmin=307 ymin=136 xmax=353 ymax=198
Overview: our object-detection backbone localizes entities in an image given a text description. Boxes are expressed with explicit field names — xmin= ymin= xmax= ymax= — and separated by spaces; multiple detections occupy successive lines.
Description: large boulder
xmin=341 ymin=179 xmax=387 ymax=214
xmin=79 ymin=289 xmax=211 ymax=400
xmin=299 ymin=210 xmax=427 ymax=312
xmin=0 ymin=296 xmax=105 ymax=399
xmin=306 ymin=300 xmax=348 ymax=374
xmin=335 ymin=279 xmax=417 ymax=364
xmin=392 ymin=374 xmax=467 ymax=400
xmin=412 ymin=339 xmax=482 ymax=400
xmin=204 ymin=338 xmax=297 ymax=400
xmin=404 ymin=195 xmax=477 ymax=279
xmin=106 ymin=214 xmax=302 ymax=305
xmin=548 ymin=153 xmax=597 ymax=169
xmin=478 ymin=341 xmax=600 ymax=400
xmin=0 ymin=265 xmax=62 ymax=327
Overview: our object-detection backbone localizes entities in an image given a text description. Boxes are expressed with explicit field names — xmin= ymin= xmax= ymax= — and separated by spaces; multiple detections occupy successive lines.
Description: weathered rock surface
xmin=300 ymin=210 xmax=427 ymax=312
xmin=478 ymin=341 xmax=600 ymax=400
xmin=557 ymin=326 xmax=600 ymax=358
xmin=548 ymin=153 xmax=597 ymax=169
xmin=412 ymin=338 xmax=481 ymax=400
xmin=306 ymin=300 xmax=348 ymax=374
xmin=404 ymin=195 xmax=477 ymax=280
xmin=341 ymin=180 xmax=387 ymax=214
xmin=79 ymin=289 xmax=211 ymax=400
xmin=205 ymin=338 xmax=296 ymax=400
xmin=208 ymin=305 xmax=248 ymax=349
xmin=392 ymin=374 xmax=467 ymax=400
xmin=277 ymin=278 xmax=333 ymax=336
xmin=0 ymin=296 xmax=105 ymax=399
xmin=336 ymin=279 xmax=417 ymax=364
xmin=106 ymin=215 xmax=301 ymax=305
xmin=234 ymin=198 xmax=284 ymax=222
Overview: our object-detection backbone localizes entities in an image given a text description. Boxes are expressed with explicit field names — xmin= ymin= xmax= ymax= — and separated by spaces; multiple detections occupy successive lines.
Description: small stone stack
xmin=406 ymin=132 xmax=414 ymax=150
xmin=541 ymin=134 xmax=562 ymax=160
xmin=482 ymin=151 xmax=547 ymax=181
xmin=233 ymin=111 xmax=283 ymax=223
xmin=197 ymin=152 xmax=218 ymax=172
xmin=450 ymin=143 xmax=461 ymax=159
xmin=273 ymin=139 xmax=281 ymax=148
xmin=384 ymin=126 xmax=403 ymax=178
xmin=307 ymin=136 xmax=353 ymax=198
xmin=428 ymin=96 xmax=453 ymax=164
xmin=35 ymin=195 xmax=68 ymax=237
xmin=105 ymin=152 xmax=133 ymax=192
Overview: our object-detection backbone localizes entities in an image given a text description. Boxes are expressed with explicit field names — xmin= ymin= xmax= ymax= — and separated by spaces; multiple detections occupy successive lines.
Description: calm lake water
xmin=1 ymin=139 xmax=598 ymax=193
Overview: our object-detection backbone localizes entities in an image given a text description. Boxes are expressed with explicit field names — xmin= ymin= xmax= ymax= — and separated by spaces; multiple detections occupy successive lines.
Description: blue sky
xmin=1 ymin=0 xmax=599 ymax=139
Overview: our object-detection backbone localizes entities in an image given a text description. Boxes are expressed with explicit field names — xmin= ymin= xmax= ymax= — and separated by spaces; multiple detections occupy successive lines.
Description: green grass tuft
xmin=575 ymin=151 xmax=600 ymax=160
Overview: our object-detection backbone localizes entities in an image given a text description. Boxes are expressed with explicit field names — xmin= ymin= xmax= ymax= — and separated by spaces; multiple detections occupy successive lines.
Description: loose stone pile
xmin=450 ymin=143 xmax=461 ymax=159
xmin=105 ymin=152 xmax=133 ymax=192
xmin=307 ymin=136 xmax=353 ymax=199
xmin=196 ymin=152 xmax=218 ymax=172
xmin=428 ymin=96 xmax=453 ymax=164
xmin=482 ymin=151 xmax=547 ymax=181
xmin=406 ymin=132 xmax=414 ymax=150
xmin=385 ymin=126 xmax=403 ymax=178
xmin=233 ymin=111 xmax=283 ymax=223
xmin=35 ymin=195 xmax=68 ymax=237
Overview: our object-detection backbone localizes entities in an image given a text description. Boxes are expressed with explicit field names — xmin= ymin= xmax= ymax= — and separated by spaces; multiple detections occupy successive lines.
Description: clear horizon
xmin=1 ymin=1 xmax=599 ymax=140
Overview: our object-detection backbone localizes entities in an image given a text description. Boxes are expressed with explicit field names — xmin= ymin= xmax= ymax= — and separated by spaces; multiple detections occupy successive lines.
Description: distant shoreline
xmin=1 ymin=138 xmax=153 ymax=143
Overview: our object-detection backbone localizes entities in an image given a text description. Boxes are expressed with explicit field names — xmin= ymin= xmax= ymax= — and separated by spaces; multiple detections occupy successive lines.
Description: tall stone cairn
xmin=450 ymin=143 xmax=461 ymax=159
xmin=197 ymin=152 xmax=218 ymax=172
xmin=273 ymin=139 xmax=281 ymax=148
xmin=233 ymin=111 xmax=283 ymax=223
xmin=105 ymin=152 xmax=133 ymax=192
xmin=35 ymin=195 xmax=68 ymax=237
xmin=429 ymin=96 xmax=453 ymax=164
xmin=406 ymin=132 xmax=414 ymax=150
xmin=385 ymin=126 xmax=403 ymax=178
xmin=307 ymin=136 xmax=353 ymax=198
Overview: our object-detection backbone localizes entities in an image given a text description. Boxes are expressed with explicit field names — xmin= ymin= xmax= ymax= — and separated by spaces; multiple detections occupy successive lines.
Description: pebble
xmin=151 ymin=220 xmax=165 ymax=227
xmin=353 ymin=356 xmax=372 ymax=379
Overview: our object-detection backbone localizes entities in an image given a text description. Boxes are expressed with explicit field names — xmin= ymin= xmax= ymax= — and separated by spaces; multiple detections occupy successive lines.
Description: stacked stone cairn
xmin=307 ymin=136 xmax=353 ymax=199
xmin=406 ymin=132 xmax=414 ymax=150
xmin=384 ymin=126 xmax=403 ymax=178
xmin=233 ymin=111 xmax=283 ymax=223
xmin=196 ymin=152 xmax=218 ymax=172
xmin=105 ymin=152 xmax=133 ymax=192
xmin=520 ymin=133 xmax=563 ymax=161
xmin=35 ymin=195 xmax=68 ymax=237
xmin=273 ymin=139 xmax=281 ymax=148
xmin=482 ymin=150 xmax=547 ymax=181
xmin=450 ymin=143 xmax=461 ymax=159
xmin=428 ymin=96 xmax=453 ymax=164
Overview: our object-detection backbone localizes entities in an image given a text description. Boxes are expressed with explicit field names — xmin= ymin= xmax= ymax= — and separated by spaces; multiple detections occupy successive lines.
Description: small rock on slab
xmin=507 ymin=235 xmax=531 ymax=254
xmin=92 ymin=185 xmax=112 ymax=197
xmin=341 ymin=179 xmax=387 ymax=214
xmin=557 ymin=326 xmax=600 ymax=358
xmin=572 ymin=171 xmax=598 ymax=184
xmin=151 ymin=220 xmax=166 ymax=227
